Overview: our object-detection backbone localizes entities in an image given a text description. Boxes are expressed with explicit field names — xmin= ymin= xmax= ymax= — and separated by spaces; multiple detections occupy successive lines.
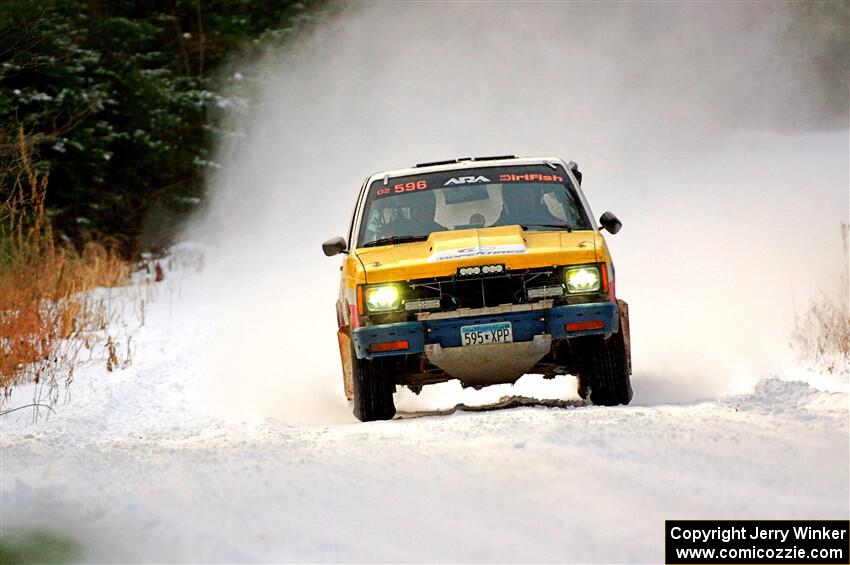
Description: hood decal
xmin=429 ymin=243 xmax=528 ymax=263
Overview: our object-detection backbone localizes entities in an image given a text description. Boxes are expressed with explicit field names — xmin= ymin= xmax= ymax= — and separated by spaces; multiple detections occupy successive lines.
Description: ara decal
xmin=443 ymin=176 xmax=491 ymax=186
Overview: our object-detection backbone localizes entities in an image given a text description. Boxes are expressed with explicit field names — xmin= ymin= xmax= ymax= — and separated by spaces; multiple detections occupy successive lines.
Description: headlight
xmin=364 ymin=285 xmax=402 ymax=312
xmin=565 ymin=265 xmax=601 ymax=294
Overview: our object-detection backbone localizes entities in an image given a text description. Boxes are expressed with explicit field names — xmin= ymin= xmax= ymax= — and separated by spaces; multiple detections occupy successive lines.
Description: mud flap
xmin=425 ymin=334 xmax=552 ymax=387
xmin=617 ymin=299 xmax=632 ymax=375
xmin=337 ymin=328 xmax=354 ymax=400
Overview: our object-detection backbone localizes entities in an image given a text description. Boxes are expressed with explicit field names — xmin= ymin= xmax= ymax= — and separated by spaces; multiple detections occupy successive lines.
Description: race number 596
xmin=393 ymin=180 xmax=427 ymax=193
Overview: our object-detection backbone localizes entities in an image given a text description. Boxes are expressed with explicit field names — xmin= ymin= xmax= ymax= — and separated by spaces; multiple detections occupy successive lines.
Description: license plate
xmin=460 ymin=322 xmax=513 ymax=346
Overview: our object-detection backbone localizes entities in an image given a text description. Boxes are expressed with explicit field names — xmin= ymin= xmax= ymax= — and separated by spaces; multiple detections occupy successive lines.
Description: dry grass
xmin=791 ymin=223 xmax=850 ymax=374
xmin=1 ymin=129 xmax=133 ymax=409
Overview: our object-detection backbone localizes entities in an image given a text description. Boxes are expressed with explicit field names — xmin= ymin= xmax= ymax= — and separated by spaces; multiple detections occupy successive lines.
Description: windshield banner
xmin=370 ymin=164 xmax=571 ymax=199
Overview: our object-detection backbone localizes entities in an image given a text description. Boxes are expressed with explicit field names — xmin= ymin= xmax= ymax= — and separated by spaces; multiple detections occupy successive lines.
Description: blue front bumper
xmin=352 ymin=302 xmax=619 ymax=360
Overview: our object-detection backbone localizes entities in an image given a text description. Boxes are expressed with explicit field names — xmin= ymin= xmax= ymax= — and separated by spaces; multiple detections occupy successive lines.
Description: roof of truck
xmin=365 ymin=155 xmax=572 ymax=185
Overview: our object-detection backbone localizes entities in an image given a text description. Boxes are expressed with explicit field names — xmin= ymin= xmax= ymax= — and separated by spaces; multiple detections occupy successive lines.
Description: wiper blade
xmin=362 ymin=235 xmax=429 ymax=248
xmin=520 ymin=223 xmax=572 ymax=232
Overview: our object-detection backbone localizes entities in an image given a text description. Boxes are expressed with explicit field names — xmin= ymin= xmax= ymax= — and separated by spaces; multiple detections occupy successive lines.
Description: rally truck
xmin=323 ymin=156 xmax=632 ymax=421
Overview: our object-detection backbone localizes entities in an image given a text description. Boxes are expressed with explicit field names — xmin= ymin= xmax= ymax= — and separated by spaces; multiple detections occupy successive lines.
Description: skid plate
xmin=424 ymin=334 xmax=551 ymax=386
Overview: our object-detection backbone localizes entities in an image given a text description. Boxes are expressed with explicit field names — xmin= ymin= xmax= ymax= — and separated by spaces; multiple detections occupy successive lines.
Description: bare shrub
xmin=791 ymin=223 xmax=850 ymax=374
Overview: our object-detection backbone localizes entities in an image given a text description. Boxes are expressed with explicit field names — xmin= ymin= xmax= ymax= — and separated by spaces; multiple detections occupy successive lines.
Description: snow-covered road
xmin=2 ymin=265 xmax=848 ymax=563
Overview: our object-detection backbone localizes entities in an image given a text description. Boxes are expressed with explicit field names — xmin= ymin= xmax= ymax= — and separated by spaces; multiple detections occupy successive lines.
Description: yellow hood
xmin=354 ymin=225 xmax=603 ymax=284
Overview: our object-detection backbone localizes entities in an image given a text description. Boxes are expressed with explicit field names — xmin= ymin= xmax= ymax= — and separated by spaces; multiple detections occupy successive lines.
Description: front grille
xmin=406 ymin=268 xmax=563 ymax=310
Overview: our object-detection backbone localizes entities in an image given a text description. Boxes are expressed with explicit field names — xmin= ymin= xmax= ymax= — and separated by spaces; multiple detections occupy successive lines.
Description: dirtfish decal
xmin=429 ymin=244 xmax=527 ymax=262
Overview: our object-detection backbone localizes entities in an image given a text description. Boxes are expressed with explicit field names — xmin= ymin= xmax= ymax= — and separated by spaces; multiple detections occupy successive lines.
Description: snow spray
xmin=186 ymin=2 xmax=848 ymax=420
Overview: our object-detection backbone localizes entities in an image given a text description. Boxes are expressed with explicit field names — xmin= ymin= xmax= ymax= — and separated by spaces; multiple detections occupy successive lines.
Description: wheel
xmin=576 ymin=328 xmax=633 ymax=406
xmin=351 ymin=342 xmax=396 ymax=422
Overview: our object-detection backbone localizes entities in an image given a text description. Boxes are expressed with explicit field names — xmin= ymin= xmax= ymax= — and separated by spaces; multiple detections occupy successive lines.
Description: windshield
xmin=357 ymin=164 xmax=591 ymax=247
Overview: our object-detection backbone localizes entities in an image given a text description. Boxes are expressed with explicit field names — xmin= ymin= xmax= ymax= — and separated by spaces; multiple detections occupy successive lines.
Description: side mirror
xmin=599 ymin=211 xmax=622 ymax=234
xmin=322 ymin=236 xmax=347 ymax=257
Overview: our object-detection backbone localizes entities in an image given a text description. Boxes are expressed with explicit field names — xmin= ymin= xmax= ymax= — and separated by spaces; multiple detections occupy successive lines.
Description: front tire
xmin=351 ymin=344 xmax=396 ymax=422
xmin=576 ymin=328 xmax=633 ymax=406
